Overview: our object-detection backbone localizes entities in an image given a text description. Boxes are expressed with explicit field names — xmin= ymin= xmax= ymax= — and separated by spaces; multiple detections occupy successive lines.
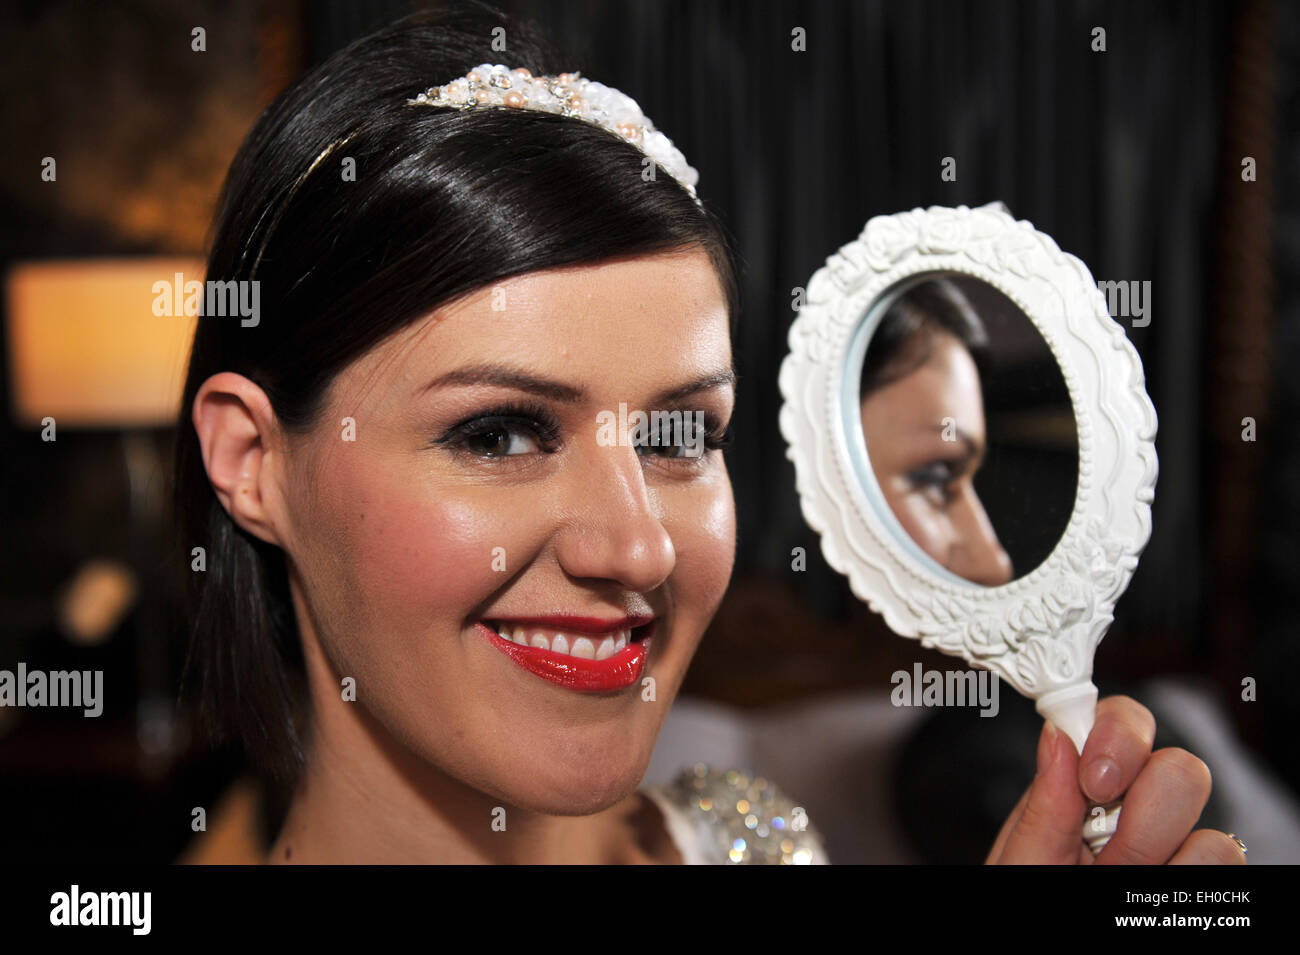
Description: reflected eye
xmin=908 ymin=462 xmax=959 ymax=508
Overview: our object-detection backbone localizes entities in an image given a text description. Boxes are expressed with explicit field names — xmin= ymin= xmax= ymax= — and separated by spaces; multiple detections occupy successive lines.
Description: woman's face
xmin=859 ymin=329 xmax=1014 ymax=586
xmin=274 ymin=249 xmax=736 ymax=816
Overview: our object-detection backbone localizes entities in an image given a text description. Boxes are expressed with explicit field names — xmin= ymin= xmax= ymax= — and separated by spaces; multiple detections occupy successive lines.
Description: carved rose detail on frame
xmin=861 ymin=208 xmax=1060 ymax=302
xmin=1011 ymin=627 xmax=1090 ymax=690
xmin=1006 ymin=597 xmax=1056 ymax=645
xmin=916 ymin=208 xmax=969 ymax=254
xmin=1042 ymin=575 xmax=1090 ymax=629
xmin=861 ymin=215 xmax=921 ymax=271
xmin=994 ymin=230 xmax=1046 ymax=278
xmin=910 ymin=522 xmax=1125 ymax=689
xmin=1073 ymin=518 xmax=1131 ymax=604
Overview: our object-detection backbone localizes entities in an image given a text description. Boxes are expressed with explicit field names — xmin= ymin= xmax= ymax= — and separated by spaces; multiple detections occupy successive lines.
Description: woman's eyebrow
xmin=927 ymin=424 xmax=985 ymax=466
xmin=419 ymin=362 xmax=737 ymax=404
xmin=652 ymin=369 xmax=737 ymax=404
xmin=420 ymin=363 xmax=583 ymax=401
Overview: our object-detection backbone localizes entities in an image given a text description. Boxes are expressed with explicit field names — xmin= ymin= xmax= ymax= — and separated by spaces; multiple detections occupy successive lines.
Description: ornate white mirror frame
xmin=779 ymin=203 xmax=1158 ymax=779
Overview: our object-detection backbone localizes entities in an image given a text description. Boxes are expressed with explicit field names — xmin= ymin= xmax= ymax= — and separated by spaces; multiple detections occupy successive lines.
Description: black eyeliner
xmin=433 ymin=399 xmax=562 ymax=450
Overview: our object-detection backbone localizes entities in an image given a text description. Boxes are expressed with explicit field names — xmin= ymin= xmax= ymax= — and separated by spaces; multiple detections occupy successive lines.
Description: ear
xmin=191 ymin=372 xmax=292 ymax=548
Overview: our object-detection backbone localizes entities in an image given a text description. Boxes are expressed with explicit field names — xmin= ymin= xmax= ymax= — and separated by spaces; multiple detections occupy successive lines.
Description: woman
xmin=175 ymin=8 xmax=1241 ymax=864
xmin=859 ymin=277 xmax=1015 ymax=587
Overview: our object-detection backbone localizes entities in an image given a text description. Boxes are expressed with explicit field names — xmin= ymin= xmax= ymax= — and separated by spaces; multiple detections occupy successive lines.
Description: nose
xmin=552 ymin=442 xmax=676 ymax=593
xmin=947 ymin=485 xmax=1014 ymax=587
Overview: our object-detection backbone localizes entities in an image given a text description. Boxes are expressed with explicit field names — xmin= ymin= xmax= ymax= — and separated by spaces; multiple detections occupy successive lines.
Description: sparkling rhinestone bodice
xmin=642 ymin=764 xmax=829 ymax=864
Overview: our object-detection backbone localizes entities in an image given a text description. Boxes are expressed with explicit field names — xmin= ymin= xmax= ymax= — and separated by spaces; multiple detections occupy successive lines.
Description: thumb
xmin=994 ymin=720 xmax=1087 ymax=864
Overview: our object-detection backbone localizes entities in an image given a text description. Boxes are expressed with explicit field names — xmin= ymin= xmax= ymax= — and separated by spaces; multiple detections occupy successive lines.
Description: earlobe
xmin=191 ymin=372 xmax=288 ymax=547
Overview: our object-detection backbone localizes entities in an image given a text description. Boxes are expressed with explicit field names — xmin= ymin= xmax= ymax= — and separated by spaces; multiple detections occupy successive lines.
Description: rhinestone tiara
xmin=407 ymin=63 xmax=700 ymax=200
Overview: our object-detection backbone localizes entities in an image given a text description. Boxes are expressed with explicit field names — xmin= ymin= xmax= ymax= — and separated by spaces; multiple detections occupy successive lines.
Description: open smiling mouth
xmin=475 ymin=618 xmax=657 ymax=693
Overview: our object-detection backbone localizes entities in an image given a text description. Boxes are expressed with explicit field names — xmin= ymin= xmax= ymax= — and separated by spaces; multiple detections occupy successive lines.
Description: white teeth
xmin=490 ymin=622 xmax=638 ymax=658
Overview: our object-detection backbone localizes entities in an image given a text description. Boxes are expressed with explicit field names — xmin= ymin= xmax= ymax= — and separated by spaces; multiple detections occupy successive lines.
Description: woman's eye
xmin=434 ymin=404 xmax=562 ymax=460
xmin=636 ymin=420 xmax=697 ymax=458
xmin=459 ymin=421 xmax=544 ymax=457
xmin=909 ymin=463 xmax=958 ymax=507
xmin=635 ymin=415 xmax=732 ymax=460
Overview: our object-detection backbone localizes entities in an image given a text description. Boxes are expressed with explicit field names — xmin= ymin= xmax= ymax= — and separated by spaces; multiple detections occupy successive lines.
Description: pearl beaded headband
xmin=407 ymin=63 xmax=701 ymax=200
xmin=245 ymin=65 xmax=702 ymax=281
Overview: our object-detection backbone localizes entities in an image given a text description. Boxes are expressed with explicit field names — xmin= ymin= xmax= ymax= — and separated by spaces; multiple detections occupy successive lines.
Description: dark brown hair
xmin=860 ymin=276 xmax=990 ymax=399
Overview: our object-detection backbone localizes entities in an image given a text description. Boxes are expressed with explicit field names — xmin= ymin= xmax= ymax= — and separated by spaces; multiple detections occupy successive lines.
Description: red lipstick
xmin=476 ymin=618 xmax=655 ymax=692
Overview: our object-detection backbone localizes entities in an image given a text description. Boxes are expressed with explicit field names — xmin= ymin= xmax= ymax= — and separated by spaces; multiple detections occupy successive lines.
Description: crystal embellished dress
xmin=641 ymin=764 xmax=830 ymax=864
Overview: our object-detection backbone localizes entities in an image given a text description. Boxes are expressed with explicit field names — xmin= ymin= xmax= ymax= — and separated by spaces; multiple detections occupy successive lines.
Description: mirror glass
xmin=849 ymin=271 xmax=1078 ymax=586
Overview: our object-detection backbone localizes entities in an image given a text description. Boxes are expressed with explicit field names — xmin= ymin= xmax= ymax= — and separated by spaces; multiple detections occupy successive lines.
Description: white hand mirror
xmin=779 ymin=203 xmax=1158 ymax=852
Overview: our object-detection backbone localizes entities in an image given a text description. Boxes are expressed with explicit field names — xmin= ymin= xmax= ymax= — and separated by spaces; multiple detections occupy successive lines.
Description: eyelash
xmin=432 ymin=401 xmax=734 ymax=465
xmin=434 ymin=400 xmax=562 ymax=456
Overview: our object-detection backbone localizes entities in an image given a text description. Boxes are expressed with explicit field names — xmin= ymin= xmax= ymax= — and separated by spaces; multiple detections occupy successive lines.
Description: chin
xmin=505 ymin=732 xmax=655 ymax=816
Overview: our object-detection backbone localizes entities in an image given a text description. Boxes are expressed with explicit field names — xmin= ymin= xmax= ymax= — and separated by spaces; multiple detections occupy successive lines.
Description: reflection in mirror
xmin=856 ymin=273 xmax=1078 ymax=586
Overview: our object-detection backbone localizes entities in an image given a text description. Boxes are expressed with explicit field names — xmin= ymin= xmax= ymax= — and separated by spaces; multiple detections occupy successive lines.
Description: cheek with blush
xmin=324 ymin=464 xmax=548 ymax=640
xmin=290 ymin=446 xmax=496 ymax=667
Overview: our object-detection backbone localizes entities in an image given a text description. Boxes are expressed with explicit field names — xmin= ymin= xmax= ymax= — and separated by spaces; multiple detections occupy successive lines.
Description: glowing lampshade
xmin=5 ymin=258 xmax=203 ymax=427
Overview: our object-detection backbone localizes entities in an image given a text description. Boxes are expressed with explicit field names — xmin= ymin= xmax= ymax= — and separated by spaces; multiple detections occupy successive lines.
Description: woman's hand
xmin=985 ymin=695 xmax=1247 ymax=864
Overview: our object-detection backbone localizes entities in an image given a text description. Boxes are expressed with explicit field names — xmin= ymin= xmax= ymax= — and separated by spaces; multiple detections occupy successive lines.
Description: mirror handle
xmin=1035 ymin=681 xmax=1122 ymax=855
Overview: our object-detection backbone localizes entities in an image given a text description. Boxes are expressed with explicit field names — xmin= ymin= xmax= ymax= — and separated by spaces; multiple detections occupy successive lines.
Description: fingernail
xmin=1083 ymin=757 xmax=1120 ymax=803
xmin=1037 ymin=720 xmax=1058 ymax=775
